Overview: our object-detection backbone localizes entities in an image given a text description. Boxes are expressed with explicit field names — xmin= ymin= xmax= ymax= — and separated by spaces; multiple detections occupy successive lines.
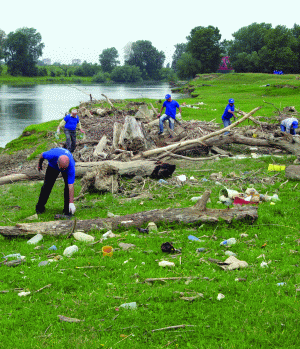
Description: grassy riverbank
xmin=0 ymin=73 xmax=300 ymax=348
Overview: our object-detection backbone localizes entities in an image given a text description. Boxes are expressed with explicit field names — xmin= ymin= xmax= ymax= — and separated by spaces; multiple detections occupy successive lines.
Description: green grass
xmin=1 ymin=73 xmax=300 ymax=347
xmin=0 ymin=155 xmax=300 ymax=348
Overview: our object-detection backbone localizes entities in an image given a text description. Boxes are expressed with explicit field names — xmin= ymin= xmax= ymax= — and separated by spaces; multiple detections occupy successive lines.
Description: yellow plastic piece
xmin=102 ymin=246 xmax=113 ymax=257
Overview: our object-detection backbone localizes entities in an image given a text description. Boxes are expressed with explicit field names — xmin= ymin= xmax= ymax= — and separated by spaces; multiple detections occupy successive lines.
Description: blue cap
xmin=228 ymin=98 xmax=234 ymax=104
xmin=292 ymin=121 xmax=298 ymax=129
xmin=165 ymin=94 xmax=171 ymax=100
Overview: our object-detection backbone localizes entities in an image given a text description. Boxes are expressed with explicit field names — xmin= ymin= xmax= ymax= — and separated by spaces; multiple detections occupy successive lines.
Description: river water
xmin=0 ymin=83 xmax=183 ymax=148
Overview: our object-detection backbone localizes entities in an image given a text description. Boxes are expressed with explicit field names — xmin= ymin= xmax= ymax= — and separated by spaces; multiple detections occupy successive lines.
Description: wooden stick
xmin=35 ymin=284 xmax=52 ymax=293
xmin=164 ymin=153 xmax=226 ymax=161
xmin=152 ymin=324 xmax=196 ymax=332
xmin=194 ymin=190 xmax=211 ymax=211
xmin=101 ymin=94 xmax=114 ymax=109
xmin=144 ymin=277 xmax=199 ymax=283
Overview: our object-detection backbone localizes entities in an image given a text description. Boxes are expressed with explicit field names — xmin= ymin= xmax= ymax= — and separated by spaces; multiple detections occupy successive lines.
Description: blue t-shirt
xmin=42 ymin=148 xmax=76 ymax=184
xmin=163 ymin=100 xmax=180 ymax=119
xmin=64 ymin=114 xmax=79 ymax=131
xmin=222 ymin=104 xmax=234 ymax=120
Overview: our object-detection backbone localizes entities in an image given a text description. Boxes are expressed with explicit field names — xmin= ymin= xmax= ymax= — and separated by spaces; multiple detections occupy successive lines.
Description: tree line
xmin=1 ymin=23 xmax=300 ymax=82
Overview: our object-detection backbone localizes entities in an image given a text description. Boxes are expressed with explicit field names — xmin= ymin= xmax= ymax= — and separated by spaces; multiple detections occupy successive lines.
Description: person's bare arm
xmin=68 ymin=184 xmax=74 ymax=203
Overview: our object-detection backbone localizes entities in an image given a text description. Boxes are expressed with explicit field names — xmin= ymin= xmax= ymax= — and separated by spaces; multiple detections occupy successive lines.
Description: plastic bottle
xmin=225 ymin=251 xmax=236 ymax=256
xmin=63 ymin=245 xmax=78 ymax=257
xmin=120 ymin=302 xmax=137 ymax=309
xmin=220 ymin=238 xmax=236 ymax=246
xmin=4 ymin=253 xmax=22 ymax=259
xmin=27 ymin=234 xmax=43 ymax=245
xmin=73 ymin=231 xmax=95 ymax=242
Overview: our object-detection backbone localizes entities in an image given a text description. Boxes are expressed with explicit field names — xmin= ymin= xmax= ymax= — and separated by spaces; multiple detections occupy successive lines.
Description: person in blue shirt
xmin=280 ymin=117 xmax=298 ymax=135
xmin=222 ymin=98 xmax=237 ymax=135
xmin=36 ymin=148 xmax=76 ymax=216
xmin=57 ymin=109 xmax=85 ymax=153
xmin=157 ymin=94 xmax=182 ymax=135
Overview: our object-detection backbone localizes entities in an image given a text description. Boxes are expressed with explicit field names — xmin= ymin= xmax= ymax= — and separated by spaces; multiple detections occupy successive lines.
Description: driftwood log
xmin=118 ymin=116 xmax=149 ymax=151
xmin=0 ymin=160 xmax=158 ymax=186
xmin=0 ymin=191 xmax=258 ymax=238
xmin=93 ymin=135 xmax=108 ymax=158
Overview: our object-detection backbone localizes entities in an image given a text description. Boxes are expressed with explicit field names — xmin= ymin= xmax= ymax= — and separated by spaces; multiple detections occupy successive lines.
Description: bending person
xmin=36 ymin=148 xmax=76 ymax=216
xmin=280 ymin=117 xmax=298 ymax=135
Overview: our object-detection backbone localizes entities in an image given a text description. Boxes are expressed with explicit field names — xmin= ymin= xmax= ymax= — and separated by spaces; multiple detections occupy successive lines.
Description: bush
xmin=37 ymin=67 xmax=48 ymax=76
xmin=50 ymin=71 xmax=56 ymax=77
xmin=74 ymin=62 xmax=101 ymax=77
xmin=160 ymin=67 xmax=178 ymax=82
xmin=111 ymin=65 xmax=143 ymax=83
xmin=92 ymin=72 xmax=110 ymax=83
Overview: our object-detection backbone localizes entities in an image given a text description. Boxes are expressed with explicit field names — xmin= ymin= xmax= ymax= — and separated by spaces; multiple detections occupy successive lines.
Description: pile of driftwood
xmin=1 ymin=97 xmax=300 ymax=237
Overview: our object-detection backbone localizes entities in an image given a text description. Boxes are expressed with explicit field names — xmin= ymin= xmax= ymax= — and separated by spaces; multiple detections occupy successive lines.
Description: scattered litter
xmin=222 ymin=256 xmax=248 ymax=270
xmin=73 ymin=231 xmax=95 ymax=242
xmin=220 ymin=238 xmax=236 ymax=246
xmin=260 ymin=261 xmax=269 ymax=268
xmin=196 ymin=248 xmax=205 ymax=253
xmin=102 ymin=246 xmax=113 ymax=257
xmin=147 ymin=222 xmax=158 ymax=232
xmin=158 ymin=179 xmax=168 ymax=185
xmin=201 ymin=178 xmax=208 ymax=182
xmin=180 ymin=293 xmax=203 ymax=301
xmin=277 ymin=282 xmax=286 ymax=286
xmin=107 ymin=212 xmax=119 ymax=218
xmin=48 ymin=245 xmax=57 ymax=251
xmin=119 ymin=243 xmax=135 ymax=251
xmin=136 ymin=227 xmax=149 ymax=234
xmin=176 ymin=175 xmax=187 ymax=182
xmin=102 ymin=230 xmax=116 ymax=239
xmin=235 ymin=278 xmax=247 ymax=282
xmin=63 ymin=245 xmax=78 ymax=257
xmin=18 ymin=291 xmax=31 ymax=297
xmin=268 ymin=164 xmax=286 ymax=171
xmin=240 ymin=233 xmax=248 ymax=238
xmin=58 ymin=315 xmax=83 ymax=323
xmin=188 ymin=235 xmax=200 ymax=241
xmin=120 ymin=302 xmax=137 ymax=310
xmin=26 ymin=213 xmax=38 ymax=221
xmin=217 ymin=293 xmax=225 ymax=301
xmin=38 ymin=261 xmax=49 ymax=267
xmin=224 ymin=251 xmax=236 ymax=257
xmin=34 ymin=245 xmax=44 ymax=250
xmin=257 ymin=254 xmax=265 ymax=259
xmin=159 ymin=261 xmax=175 ymax=267
xmin=3 ymin=253 xmax=22 ymax=259
xmin=27 ymin=234 xmax=43 ymax=245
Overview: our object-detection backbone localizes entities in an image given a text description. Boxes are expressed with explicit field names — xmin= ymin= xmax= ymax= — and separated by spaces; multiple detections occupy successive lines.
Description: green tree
xmin=110 ymin=65 xmax=142 ymax=83
xmin=125 ymin=40 xmax=165 ymax=80
xmin=0 ymin=29 xmax=6 ymax=60
xmin=186 ymin=26 xmax=221 ymax=74
xmin=3 ymin=27 xmax=44 ymax=76
xmin=159 ymin=67 xmax=177 ymax=82
xmin=176 ymin=52 xmax=201 ymax=79
xmin=258 ymin=25 xmax=299 ymax=73
xmin=74 ymin=61 xmax=101 ymax=77
xmin=171 ymin=43 xmax=187 ymax=71
xmin=99 ymin=47 xmax=120 ymax=73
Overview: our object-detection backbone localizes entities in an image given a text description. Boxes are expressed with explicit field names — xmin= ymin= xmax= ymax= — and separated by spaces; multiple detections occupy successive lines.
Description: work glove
xmin=69 ymin=203 xmax=76 ymax=215
xmin=176 ymin=113 xmax=182 ymax=120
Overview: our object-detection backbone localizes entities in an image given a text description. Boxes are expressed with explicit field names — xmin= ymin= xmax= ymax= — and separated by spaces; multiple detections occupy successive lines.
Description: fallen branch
xmin=144 ymin=277 xmax=199 ymax=283
xmin=152 ymin=325 xmax=196 ymax=333
xmin=101 ymin=94 xmax=114 ymax=109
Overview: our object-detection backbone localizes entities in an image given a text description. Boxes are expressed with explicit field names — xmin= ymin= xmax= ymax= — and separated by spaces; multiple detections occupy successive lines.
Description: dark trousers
xmin=36 ymin=165 xmax=69 ymax=215
xmin=65 ymin=129 xmax=77 ymax=153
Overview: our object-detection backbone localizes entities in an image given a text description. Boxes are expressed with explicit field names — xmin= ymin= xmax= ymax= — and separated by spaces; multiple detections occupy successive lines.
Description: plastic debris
xmin=260 ymin=261 xmax=269 ymax=268
xmin=27 ymin=234 xmax=43 ymax=245
xmin=38 ymin=261 xmax=49 ymax=267
xmin=217 ymin=293 xmax=225 ymax=301
xmin=158 ymin=179 xmax=168 ymax=184
xmin=159 ymin=261 xmax=175 ymax=267
xmin=220 ymin=238 xmax=236 ymax=246
xmin=48 ymin=245 xmax=57 ymax=251
xmin=119 ymin=243 xmax=135 ymax=251
xmin=3 ymin=253 xmax=22 ymax=259
xmin=18 ymin=292 xmax=31 ymax=297
xmin=196 ymin=248 xmax=205 ymax=253
xmin=73 ymin=231 xmax=95 ymax=242
xmin=188 ymin=235 xmax=200 ymax=241
xmin=63 ymin=245 xmax=78 ymax=257
xmin=222 ymin=256 xmax=248 ymax=270
xmin=176 ymin=175 xmax=187 ymax=182
xmin=147 ymin=222 xmax=158 ymax=232
xmin=277 ymin=282 xmax=286 ymax=286
xmin=224 ymin=251 xmax=236 ymax=257
xmin=120 ymin=302 xmax=137 ymax=309
xmin=102 ymin=231 xmax=116 ymax=239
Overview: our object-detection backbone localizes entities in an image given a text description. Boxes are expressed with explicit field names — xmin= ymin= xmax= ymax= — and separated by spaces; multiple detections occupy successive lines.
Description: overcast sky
xmin=2 ymin=0 xmax=300 ymax=66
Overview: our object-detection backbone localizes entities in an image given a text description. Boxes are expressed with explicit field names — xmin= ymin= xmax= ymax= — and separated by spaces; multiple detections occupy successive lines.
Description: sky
xmin=2 ymin=0 xmax=300 ymax=66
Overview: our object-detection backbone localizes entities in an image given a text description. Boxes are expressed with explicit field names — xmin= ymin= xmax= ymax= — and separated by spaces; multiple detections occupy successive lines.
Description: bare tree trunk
xmin=0 ymin=200 xmax=258 ymax=238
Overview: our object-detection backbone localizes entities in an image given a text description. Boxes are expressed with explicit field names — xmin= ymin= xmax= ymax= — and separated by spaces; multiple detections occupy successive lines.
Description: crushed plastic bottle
xmin=225 ymin=251 xmax=236 ymax=256
xmin=120 ymin=302 xmax=137 ymax=309
xmin=73 ymin=231 xmax=95 ymax=242
xmin=27 ymin=234 xmax=43 ymax=245
xmin=220 ymin=238 xmax=236 ymax=246
xmin=63 ymin=245 xmax=78 ymax=257
xmin=3 ymin=253 xmax=22 ymax=259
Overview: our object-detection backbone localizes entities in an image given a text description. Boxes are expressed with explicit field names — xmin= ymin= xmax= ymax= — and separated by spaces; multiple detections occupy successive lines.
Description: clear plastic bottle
xmin=63 ymin=245 xmax=78 ymax=257
xmin=220 ymin=238 xmax=236 ymax=246
xmin=27 ymin=234 xmax=43 ymax=245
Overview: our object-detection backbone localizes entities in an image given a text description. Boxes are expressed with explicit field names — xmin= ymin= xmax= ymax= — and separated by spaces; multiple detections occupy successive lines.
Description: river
xmin=0 ymin=83 xmax=183 ymax=148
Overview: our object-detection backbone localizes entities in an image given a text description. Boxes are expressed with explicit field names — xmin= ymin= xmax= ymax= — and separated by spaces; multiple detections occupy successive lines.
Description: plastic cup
xmin=102 ymin=246 xmax=113 ymax=257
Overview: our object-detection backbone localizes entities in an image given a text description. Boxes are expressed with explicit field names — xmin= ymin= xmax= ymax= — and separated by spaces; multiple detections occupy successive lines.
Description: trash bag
xmin=161 ymin=242 xmax=175 ymax=253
